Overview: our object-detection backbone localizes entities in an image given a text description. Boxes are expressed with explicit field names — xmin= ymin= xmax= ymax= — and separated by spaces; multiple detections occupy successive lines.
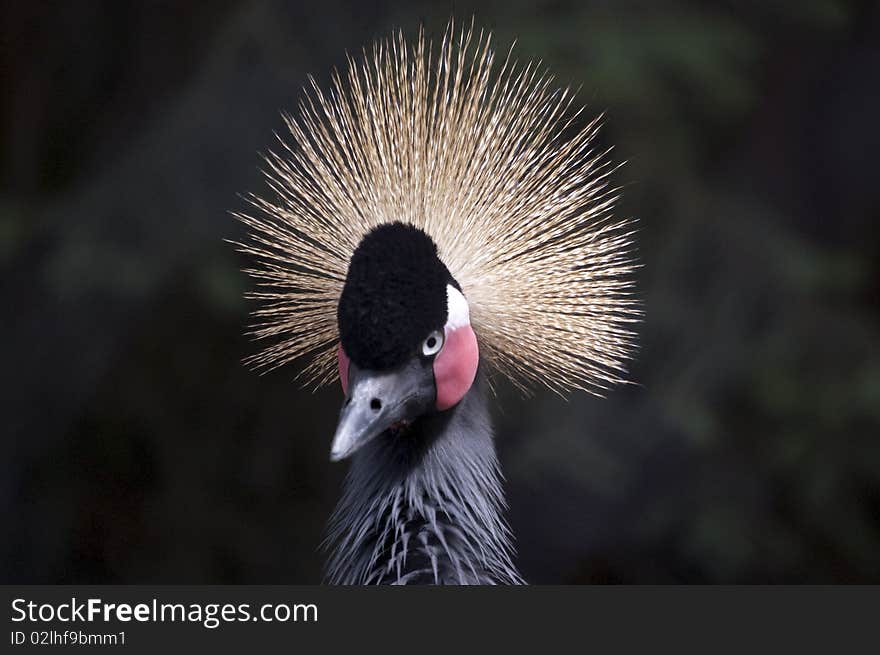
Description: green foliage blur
xmin=2 ymin=0 xmax=878 ymax=582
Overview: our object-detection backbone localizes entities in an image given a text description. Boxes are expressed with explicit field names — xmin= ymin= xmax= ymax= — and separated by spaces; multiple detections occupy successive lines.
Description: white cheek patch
xmin=445 ymin=284 xmax=470 ymax=330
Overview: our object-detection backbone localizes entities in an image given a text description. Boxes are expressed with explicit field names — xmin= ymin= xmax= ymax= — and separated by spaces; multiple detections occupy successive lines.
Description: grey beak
xmin=330 ymin=358 xmax=436 ymax=462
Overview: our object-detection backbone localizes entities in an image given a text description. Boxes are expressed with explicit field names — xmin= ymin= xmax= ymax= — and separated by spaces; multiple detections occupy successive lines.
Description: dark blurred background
xmin=2 ymin=0 xmax=879 ymax=584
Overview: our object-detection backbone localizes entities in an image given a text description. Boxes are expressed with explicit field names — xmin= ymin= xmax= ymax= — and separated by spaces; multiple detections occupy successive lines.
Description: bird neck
xmin=323 ymin=371 xmax=523 ymax=584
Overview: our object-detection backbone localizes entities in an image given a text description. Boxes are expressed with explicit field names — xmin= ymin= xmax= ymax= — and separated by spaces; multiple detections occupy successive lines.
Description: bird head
xmin=330 ymin=222 xmax=479 ymax=461
xmin=235 ymin=24 xmax=640 ymax=465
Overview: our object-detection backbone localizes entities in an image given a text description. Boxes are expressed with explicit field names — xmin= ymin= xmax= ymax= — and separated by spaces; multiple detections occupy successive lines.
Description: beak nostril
xmin=370 ymin=398 xmax=382 ymax=411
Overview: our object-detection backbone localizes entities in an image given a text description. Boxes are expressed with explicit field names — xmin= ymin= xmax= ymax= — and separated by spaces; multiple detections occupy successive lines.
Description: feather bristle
xmin=234 ymin=21 xmax=640 ymax=395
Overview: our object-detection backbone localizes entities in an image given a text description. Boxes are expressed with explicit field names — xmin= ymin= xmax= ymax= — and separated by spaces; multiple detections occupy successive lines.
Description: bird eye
xmin=421 ymin=330 xmax=444 ymax=357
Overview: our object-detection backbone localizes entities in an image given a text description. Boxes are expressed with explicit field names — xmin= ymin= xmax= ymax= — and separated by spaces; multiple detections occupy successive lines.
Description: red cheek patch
xmin=433 ymin=324 xmax=479 ymax=411
xmin=337 ymin=344 xmax=351 ymax=395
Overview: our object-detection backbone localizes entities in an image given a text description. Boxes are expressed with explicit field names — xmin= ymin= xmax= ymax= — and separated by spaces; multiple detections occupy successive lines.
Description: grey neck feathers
xmin=323 ymin=373 xmax=524 ymax=585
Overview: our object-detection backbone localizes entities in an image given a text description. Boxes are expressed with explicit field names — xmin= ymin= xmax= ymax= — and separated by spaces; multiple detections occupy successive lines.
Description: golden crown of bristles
xmin=234 ymin=22 xmax=640 ymax=395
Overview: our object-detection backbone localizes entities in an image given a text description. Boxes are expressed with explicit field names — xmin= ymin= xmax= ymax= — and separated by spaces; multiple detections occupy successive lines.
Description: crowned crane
xmin=235 ymin=23 xmax=638 ymax=584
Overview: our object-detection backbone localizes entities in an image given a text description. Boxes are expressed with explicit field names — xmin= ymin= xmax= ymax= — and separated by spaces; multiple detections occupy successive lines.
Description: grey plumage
xmin=324 ymin=371 xmax=523 ymax=585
